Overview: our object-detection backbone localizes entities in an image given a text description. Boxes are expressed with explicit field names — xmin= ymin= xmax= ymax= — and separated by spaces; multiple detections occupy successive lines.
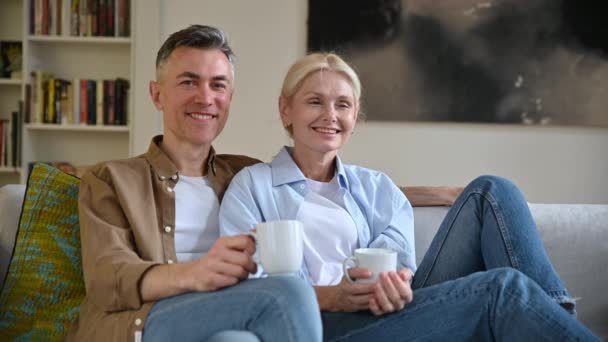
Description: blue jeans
xmin=143 ymin=275 xmax=322 ymax=342
xmin=322 ymin=176 xmax=599 ymax=341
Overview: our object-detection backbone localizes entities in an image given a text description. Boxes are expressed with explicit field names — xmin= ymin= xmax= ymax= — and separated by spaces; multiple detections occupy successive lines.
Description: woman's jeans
xmin=143 ymin=276 xmax=322 ymax=342
xmin=323 ymin=176 xmax=599 ymax=341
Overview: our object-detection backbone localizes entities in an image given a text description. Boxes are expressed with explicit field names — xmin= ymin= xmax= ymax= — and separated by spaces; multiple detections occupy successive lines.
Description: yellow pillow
xmin=0 ymin=163 xmax=85 ymax=341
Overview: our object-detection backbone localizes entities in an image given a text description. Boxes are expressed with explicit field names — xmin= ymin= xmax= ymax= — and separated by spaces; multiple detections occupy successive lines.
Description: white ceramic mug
xmin=249 ymin=220 xmax=304 ymax=275
xmin=343 ymin=248 xmax=397 ymax=283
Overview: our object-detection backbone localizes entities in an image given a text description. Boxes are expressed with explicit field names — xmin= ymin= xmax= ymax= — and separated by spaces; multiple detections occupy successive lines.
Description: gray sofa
xmin=1 ymin=184 xmax=607 ymax=339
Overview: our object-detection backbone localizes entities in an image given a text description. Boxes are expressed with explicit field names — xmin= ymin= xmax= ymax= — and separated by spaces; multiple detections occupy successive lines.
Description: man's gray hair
xmin=155 ymin=24 xmax=235 ymax=79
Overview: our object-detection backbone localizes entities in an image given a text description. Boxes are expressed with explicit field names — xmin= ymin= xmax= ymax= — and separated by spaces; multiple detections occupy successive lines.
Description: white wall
xmin=136 ymin=0 xmax=608 ymax=204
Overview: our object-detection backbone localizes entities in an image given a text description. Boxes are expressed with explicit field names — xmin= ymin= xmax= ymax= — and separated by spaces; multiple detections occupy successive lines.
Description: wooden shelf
xmin=25 ymin=123 xmax=129 ymax=132
xmin=0 ymin=167 xmax=21 ymax=174
xmin=0 ymin=78 xmax=22 ymax=85
xmin=27 ymin=35 xmax=131 ymax=44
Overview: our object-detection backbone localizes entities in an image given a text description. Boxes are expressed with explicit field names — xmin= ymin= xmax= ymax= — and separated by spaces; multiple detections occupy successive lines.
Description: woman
xmin=219 ymin=53 xmax=598 ymax=341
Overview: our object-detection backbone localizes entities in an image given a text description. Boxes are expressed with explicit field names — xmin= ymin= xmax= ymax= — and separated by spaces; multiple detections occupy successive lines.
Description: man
xmin=67 ymin=25 xmax=322 ymax=342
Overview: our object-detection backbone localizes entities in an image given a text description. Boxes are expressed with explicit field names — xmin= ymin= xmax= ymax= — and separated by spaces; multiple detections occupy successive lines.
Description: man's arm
xmin=79 ymin=167 xmax=257 ymax=311
xmin=140 ymin=235 xmax=256 ymax=302
xmin=402 ymin=186 xmax=464 ymax=207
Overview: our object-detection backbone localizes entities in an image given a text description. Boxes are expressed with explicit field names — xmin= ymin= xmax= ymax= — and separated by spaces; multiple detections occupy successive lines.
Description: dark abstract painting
xmin=308 ymin=0 xmax=608 ymax=127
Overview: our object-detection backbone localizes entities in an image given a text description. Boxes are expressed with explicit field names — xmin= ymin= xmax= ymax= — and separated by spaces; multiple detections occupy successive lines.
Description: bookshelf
xmin=0 ymin=0 xmax=135 ymax=185
xmin=0 ymin=0 xmax=23 ymax=187
xmin=0 ymin=79 xmax=23 ymax=86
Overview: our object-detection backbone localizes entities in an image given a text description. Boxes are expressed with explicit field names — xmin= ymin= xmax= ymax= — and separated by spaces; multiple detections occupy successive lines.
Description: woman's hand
xmin=369 ymin=268 xmax=414 ymax=316
xmin=315 ymin=268 xmax=376 ymax=312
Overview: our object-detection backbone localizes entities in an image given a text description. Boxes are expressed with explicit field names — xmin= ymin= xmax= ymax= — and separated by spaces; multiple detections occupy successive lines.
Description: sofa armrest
xmin=530 ymin=203 xmax=608 ymax=337
xmin=0 ymin=185 xmax=26 ymax=287
xmin=413 ymin=203 xmax=608 ymax=339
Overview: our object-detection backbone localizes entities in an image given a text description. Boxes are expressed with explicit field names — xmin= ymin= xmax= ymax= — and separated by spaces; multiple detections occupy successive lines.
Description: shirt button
xmin=167 ymin=259 xmax=174 ymax=264
xmin=166 ymin=186 xmax=173 ymax=192
xmin=164 ymin=225 xmax=172 ymax=233
xmin=299 ymin=184 xmax=305 ymax=190
xmin=135 ymin=318 xmax=142 ymax=326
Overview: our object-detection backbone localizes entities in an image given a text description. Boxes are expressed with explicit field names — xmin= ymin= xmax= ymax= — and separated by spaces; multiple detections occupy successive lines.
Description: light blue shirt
xmin=219 ymin=146 xmax=416 ymax=282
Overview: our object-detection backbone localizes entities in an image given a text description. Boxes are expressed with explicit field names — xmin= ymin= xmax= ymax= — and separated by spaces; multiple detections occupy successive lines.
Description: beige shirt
xmin=66 ymin=135 xmax=260 ymax=342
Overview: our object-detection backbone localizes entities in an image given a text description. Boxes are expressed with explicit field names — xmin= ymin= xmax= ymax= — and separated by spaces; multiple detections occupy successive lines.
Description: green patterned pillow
xmin=0 ymin=163 xmax=85 ymax=341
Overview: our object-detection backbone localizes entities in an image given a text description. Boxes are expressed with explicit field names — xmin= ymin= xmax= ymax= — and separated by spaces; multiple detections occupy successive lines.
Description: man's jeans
xmin=322 ymin=176 xmax=599 ymax=341
xmin=143 ymin=275 xmax=322 ymax=342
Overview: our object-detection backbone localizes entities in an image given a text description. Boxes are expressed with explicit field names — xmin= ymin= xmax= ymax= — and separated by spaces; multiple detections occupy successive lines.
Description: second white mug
xmin=343 ymin=248 xmax=397 ymax=283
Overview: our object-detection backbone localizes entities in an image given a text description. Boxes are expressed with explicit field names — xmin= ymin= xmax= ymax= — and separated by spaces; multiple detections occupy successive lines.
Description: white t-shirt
xmin=296 ymin=177 xmax=358 ymax=286
xmin=174 ymin=175 xmax=220 ymax=262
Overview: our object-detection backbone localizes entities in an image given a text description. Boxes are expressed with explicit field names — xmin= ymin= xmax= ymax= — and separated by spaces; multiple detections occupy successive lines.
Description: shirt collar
xmin=144 ymin=135 xmax=218 ymax=179
xmin=271 ymin=146 xmax=349 ymax=189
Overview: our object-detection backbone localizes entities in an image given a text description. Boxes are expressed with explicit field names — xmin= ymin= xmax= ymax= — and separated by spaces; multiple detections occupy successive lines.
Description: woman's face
xmin=280 ymin=70 xmax=359 ymax=158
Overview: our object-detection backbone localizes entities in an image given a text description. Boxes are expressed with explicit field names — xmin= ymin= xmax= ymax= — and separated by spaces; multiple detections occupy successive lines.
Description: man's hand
xmin=140 ymin=234 xmax=256 ymax=302
xmin=315 ymin=268 xmax=376 ymax=312
xmin=369 ymin=268 xmax=414 ymax=316
xmin=186 ymin=235 xmax=257 ymax=291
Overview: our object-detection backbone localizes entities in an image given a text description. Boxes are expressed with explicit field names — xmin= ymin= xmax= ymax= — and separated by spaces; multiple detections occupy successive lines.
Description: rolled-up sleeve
xmin=367 ymin=175 xmax=417 ymax=273
xmin=79 ymin=170 xmax=158 ymax=312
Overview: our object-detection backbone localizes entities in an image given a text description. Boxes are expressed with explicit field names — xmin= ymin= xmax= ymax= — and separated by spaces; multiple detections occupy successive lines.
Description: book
xmin=11 ymin=110 xmax=22 ymax=167
xmin=96 ymin=79 xmax=103 ymax=125
xmin=0 ymin=121 xmax=5 ymax=166
xmin=72 ymin=78 xmax=80 ymax=124
xmin=47 ymin=77 xmax=55 ymax=123
xmin=78 ymin=0 xmax=87 ymax=36
xmin=79 ymin=79 xmax=87 ymax=124
xmin=70 ymin=0 xmax=79 ymax=36
xmin=114 ymin=77 xmax=129 ymax=125
xmin=86 ymin=79 xmax=96 ymax=125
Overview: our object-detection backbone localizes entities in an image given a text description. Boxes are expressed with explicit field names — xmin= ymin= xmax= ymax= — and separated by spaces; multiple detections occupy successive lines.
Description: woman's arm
xmin=219 ymin=168 xmax=265 ymax=237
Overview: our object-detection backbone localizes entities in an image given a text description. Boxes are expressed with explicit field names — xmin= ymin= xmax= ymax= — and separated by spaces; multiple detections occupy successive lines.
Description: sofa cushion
xmin=0 ymin=163 xmax=84 ymax=341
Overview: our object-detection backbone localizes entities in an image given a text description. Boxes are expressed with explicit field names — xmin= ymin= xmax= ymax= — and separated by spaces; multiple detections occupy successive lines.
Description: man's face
xmin=150 ymin=47 xmax=233 ymax=149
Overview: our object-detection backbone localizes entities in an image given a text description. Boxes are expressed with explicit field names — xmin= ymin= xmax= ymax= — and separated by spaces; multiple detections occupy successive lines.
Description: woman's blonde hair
xmin=280 ymin=52 xmax=362 ymax=104
xmin=280 ymin=53 xmax=363 ymax=137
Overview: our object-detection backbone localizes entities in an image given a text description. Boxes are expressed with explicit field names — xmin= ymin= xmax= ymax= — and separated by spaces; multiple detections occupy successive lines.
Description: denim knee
xmin=468 ymin=175 xmax=517 ymax=195
xmin=483 ymin=267 xmax=544 ymax=303
xmin=255 ymin=276 xmax=321 ymax=340
xmin=485 ymin=267 xmax=528 ymax=287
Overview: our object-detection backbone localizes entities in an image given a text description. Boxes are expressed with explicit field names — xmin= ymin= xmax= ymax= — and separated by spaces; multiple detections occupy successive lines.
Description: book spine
xmin=66 ymin=81 xmax=73 ymax=124
xmin=70 ymin=0 xmax=79 ymax=36
xmin=11 ymin=111 xmax=19 ymax=167
xmin=80 ymin=79 xmax=88 ymax=124
xmin=49 ymin=0 xmax=57 ymax=35
xmin=79 ymin=0 xmax=86 ymax=36
xmin=73 ymin=78 xmax=80 ymax=124
xmin=107 ymin=79 xmax=115 ymax=124
xmin=30 ymin=0 xmax=36 ymax=35
xmin=5 ymin=119 xmax=11 ymax=167
xmin=87 ymin=79 xmax=96 ymax=125
xmin=0 ymin=121 xmax=4 ymax=166
xmin=47 ymin=77 xmax=55 ymax=123
xmin=59 ymin=80 xmax=69 ymax=124
xmin=25 ymin=83 xmax=32 ymax=124
xmin=62 ymin=0 xmax=72 ymax=36
xmin=96 ymin=79 xmax=103 ymax=125
xmin=107 ymin=0 xmax=114 ymax=37
xmin=99 ymin=0 xmax=106 ymax=37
